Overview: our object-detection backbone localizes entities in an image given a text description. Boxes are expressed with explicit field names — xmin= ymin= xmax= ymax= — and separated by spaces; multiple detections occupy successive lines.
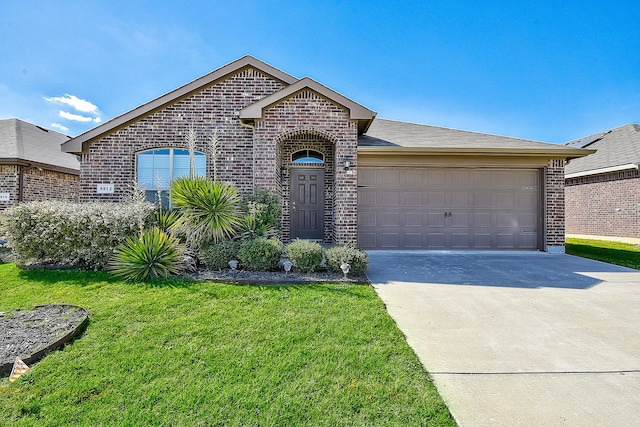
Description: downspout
xmin=18 ymin=165 xmax=24 ymax=202
xmin=239 ymin=119 xmax=256 ymax=194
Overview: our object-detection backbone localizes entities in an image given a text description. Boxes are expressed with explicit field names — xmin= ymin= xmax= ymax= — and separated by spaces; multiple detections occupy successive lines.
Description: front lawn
xmin=566 ymin=237 xmax=640 ymax=270
xmin=0 ymin=264 xmax=454 ymax=426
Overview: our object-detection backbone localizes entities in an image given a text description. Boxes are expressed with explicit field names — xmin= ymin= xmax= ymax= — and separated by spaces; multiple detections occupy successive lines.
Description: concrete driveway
xmin=367 ymin=251 xmax=640 ymax=427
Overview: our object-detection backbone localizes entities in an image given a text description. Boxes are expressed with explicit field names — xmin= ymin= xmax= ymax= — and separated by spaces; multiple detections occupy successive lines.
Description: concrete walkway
xmin=367 ymin=251 xmax=640 ymax=427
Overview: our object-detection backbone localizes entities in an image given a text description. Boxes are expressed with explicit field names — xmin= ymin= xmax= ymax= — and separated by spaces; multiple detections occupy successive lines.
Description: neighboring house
xmin=0 ymin=118 xmax=80 ymax=210
xmin=565 ymin=124 xmax=640 ymax=240
xmin=61 ymin=56 xmax=591 ymax=252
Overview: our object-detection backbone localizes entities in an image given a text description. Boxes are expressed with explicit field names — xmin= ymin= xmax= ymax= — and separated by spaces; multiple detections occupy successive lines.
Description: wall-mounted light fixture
xmin=343 ymin=156 xmax=351 ymax=171
xmin=280 ymin=165 xmax=287 ymax=184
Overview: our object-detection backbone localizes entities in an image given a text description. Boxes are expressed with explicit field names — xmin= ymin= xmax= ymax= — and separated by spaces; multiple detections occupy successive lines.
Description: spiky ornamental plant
xmin=169 ymin=176 xmax=241 ymax=248
xmin=108 ymin=227 xmax=186 ymax=281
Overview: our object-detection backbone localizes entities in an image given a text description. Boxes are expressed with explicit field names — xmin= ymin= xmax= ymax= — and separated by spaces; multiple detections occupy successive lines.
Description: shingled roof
xmin=565 ymin=124 xmax=640 ymax=177
xmin=359 ymin=118 xmax=592 ymax=158
xmin=0 ymin=118 xmax=79 ymax=174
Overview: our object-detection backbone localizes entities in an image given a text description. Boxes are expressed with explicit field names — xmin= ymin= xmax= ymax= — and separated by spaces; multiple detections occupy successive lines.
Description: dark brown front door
xmin=291 ymin=168 xmax=324 ymax=240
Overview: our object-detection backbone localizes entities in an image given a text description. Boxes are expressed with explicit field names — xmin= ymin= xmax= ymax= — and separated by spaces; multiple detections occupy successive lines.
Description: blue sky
xmin=1 ymin=0 xmax=639 ymax=143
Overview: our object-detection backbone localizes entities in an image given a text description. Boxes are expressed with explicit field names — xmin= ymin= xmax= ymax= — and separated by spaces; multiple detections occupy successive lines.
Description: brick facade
xmin=0 ymin=164 xmax=79 ymax=210
xmin=545 ymin=159 xmax=566 ymax=251
xmin=565 ymin=169 xmax=640 ymax=238
xmin=76 ymin=68 xmax=359 ymax=243
xmin=80 ymin=68 xmax=286 ymax=203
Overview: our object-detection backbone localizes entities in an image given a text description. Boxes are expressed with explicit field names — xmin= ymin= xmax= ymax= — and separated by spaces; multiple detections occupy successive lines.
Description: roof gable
xmin=62 ymin=55 xmax=298 ymax=154
xmin=240 ymin=77 xmax=376 ymax=134
xmin=565 ymin=124 xmax=640 ymax=175
xmin=0 ymin=118 xmax=79 ymax=173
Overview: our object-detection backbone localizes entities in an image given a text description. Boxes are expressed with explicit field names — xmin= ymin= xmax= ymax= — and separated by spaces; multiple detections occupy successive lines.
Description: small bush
xmin=325 ymin=244 xmax=370 ymax=275
xmin=286 ymin=239 xmax=324 ymax=272
xmin=108 ymin=227 xmax=186 ymax=281
xmin=237 ymin=237 xmax=283 ymax=271
xmin=199 ymin=239 xmax=241 ymax=270
xmin=239 ymin=189 xmax=281 ymax=238
xmin=1 ymin=200 xmax=154 ymax=269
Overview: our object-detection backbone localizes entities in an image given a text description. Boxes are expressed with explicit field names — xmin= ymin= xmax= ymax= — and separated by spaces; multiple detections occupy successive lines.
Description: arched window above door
xmin=292 ymin=149 xmax=324 ymax=164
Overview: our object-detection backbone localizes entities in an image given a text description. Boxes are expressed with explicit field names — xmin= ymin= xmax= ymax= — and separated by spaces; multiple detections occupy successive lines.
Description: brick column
xmin=545 ymin=159 xmax=565 ymax=252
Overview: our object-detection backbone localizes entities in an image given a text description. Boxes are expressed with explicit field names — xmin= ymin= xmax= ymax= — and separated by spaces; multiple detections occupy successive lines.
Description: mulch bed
xmin=1 ymin=304 xmax=89 ymax=374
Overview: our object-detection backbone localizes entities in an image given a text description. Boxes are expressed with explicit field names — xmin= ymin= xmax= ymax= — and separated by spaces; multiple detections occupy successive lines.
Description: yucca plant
xmin=108 ymin=227 xmax=186 ymax=281
xmin=151 ymin=208 xmax=182 ymax=233
xmin=169 ymin=176 xmax=242 ymax=248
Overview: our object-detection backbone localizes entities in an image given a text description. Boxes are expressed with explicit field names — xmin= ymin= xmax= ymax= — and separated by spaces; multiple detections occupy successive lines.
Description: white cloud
xmin=59 ymin=110 xmax=99 ymax=122
xmin=51 ymin=123 xmax=69 ymax=132
xmin=46 ymin=94 xmax=99 ymax=114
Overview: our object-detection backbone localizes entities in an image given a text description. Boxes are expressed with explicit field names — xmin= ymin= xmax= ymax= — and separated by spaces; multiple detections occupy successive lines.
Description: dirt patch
xmin=1 ymin=304 xmax=88 ymax=374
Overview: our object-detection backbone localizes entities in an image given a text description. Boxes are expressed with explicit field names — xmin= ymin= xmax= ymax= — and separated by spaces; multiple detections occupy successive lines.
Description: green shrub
xmin=286 ymin=239 xmax=324 ymax=272
xmin=199 ymin=239 xmax=241 ymax=270
xmin=239 ymin=189 xmax=281 ymax=238
xmin=325 ymin=244 xmax=370 ymax=275
xmin=1 ymin=200 xmax=154 ymax=269
xmin=170 ymin=176 xmax=241 ymax=248
xmin=237 ymin=237 xmax=283 ymax=271
xmin=108 ymin=227 xmax=186 ymax=281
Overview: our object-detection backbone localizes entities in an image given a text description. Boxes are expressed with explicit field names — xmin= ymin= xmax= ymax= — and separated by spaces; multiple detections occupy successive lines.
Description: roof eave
xmin=357 ymin=146 xmax=596 ymax=158
xmin=0 ymin=158 xmax=80 ymax=175
xmin=61 ymin=55 xmax=299 ymax=154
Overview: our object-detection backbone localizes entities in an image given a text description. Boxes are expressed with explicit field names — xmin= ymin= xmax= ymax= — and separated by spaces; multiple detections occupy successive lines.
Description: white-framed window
xmin=136 ymin=148 xmax=206 ymax=205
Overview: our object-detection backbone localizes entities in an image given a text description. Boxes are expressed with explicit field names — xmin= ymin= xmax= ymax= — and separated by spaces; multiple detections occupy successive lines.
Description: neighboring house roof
xmin=0 ymin=118 xmax=79 ymax=174
xmin=239 ymin=77 xmax=376 ymax=134
xmin=565 ymin=124 xmax=640 ymax=177
xmin=359 ymin=118 xmax=592 ymax=158
xmin=62 ymin=55 xmax=299 ymax=154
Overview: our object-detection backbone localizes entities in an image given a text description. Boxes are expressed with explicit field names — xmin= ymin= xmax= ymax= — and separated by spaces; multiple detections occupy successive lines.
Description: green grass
xmin=0 ymin=264 xmax=454 ymax=426
xmin=566 ymin=237 xmax=640 ymax=270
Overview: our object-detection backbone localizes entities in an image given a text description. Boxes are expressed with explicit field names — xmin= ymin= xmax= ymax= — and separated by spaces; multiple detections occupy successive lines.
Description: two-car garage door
xmin=357 ymin=167 xmax=541 ymax=250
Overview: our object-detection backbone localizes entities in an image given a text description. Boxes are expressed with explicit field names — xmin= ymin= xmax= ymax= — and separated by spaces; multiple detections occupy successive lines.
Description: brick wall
xmin=0 ymin=164 xmax=78 ymax=210
xmin=79 ymin=67 xmax=286 ymax=202
xmin=0 ymin=165 xmax=19 ymax=210
xmin=254 ymin=90 xmax=359 ymax=243
xmin=545 ymin=159 xmax=565 ymax=250
xmin=565 ymin=169 xmax=640 ymax=238
xmin=77 ymin=69 xmax=360 ymax=244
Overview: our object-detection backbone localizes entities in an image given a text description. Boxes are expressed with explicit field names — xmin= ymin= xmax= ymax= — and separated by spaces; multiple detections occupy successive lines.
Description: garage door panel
xmin=379 ymin=233 xmax=399 ymax=248
xmin=427 ymin=212 xmax=446 ymax=226
xmin=473 ymin=212 xmax=492 ymax=227
xmin=401 ymin=192 xmax=423 ymax=206
xmin=380 ymin=212 xmax=400 ymax=227
xmin=427 ymin=191 xmax=446 ymax=206
xmin=426 ymin=233 xmax=446 ymax=248
xmin=358 ymin=167 xmax=540 ymax=250
xmin=406 ymin=212 xmax=423 ymax=227
xmin=451 ymin=212 xmax=470 ymax=227
xmin=472 ymin=233 xmax=492 ymax=248
xmin=358 ymin=190 xmax=376 ymax=206
xmin=405 ymin=233 xmax=424 ymax=248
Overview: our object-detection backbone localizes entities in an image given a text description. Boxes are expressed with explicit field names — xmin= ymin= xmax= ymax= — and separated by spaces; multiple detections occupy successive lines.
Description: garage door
xmin=357 ymin=168 xmax=540 ymax=250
